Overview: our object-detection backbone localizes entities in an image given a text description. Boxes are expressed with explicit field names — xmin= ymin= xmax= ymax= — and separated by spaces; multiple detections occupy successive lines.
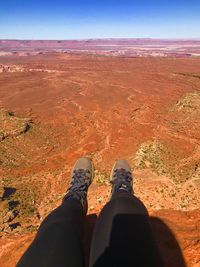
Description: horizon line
xmin=1 ymin=37 xmax=200 ymax=41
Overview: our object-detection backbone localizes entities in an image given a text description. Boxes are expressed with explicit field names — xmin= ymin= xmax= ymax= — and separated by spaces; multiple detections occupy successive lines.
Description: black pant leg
xmin=17 ymin=198 xmax=85 ymax=267
xmin=89 ymin=192 xmax=162 ymax=267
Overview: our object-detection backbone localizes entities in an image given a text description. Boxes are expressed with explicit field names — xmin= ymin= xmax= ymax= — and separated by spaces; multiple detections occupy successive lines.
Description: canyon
xmin=0 ymin=46 xmax=200 ymax=266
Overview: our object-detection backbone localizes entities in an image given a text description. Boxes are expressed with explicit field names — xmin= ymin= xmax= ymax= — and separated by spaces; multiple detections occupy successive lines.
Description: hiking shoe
xmin=63 ymin=157 xmax=94 ymax=213
xmin=110 ymin=159 xmax=133 ymax=197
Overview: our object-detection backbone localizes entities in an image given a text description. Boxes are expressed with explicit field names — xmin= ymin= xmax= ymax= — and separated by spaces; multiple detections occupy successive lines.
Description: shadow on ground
xmin=1 ymin=187 xmax=16 ymax=200
xmin=84 ymin=214 xmax=186 ymax=267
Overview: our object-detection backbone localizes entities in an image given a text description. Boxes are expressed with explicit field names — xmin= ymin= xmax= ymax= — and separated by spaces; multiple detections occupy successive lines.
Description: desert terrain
xmin=1 ymin=38 xmax=200 ymax=57
xmin=0 ymin=43 xmax=200 ymax=266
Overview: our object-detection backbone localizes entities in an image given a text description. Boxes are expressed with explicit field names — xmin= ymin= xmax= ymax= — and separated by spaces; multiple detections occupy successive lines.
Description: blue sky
xmin=0 ymin=0 xmax=200 ymax=39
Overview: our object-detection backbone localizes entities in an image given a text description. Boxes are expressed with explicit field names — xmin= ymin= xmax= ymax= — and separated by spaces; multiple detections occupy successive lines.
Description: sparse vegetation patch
xmin=175 ymin=92 xmax=200 ymax=114
xmin=134 ymin=140 xmax=168 ymax=176
xmin=94 ymin=170 xmax=110 ymax=185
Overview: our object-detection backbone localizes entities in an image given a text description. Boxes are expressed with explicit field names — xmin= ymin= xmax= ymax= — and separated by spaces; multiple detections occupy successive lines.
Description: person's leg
xmin=17 ymin=198 xmax=85 ymax=267
xmin=89 ymin=160 xmax=162 ymax=267
xmin=17 ymin=157 xmax=94 ymax=267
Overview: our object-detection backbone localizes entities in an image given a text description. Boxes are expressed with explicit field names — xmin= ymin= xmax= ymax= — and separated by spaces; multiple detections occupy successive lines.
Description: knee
xmin=108 ymin=194 xmax=148 ymax=215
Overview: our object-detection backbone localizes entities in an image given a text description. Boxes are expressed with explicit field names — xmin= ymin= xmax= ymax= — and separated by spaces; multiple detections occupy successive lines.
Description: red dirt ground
xmin=0 ymin=54 xmax=200 ymax=266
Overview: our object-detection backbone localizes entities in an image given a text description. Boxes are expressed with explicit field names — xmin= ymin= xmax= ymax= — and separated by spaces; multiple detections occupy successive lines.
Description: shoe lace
xmin=69 ymin=169 xmax=90 ymax=192
xmin=111 ymin=168 xmax=132 ymax=191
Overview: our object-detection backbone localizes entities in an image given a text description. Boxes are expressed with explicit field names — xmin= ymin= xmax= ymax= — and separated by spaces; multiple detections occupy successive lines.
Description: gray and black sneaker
xmin=110 ymin=159 xmax=133 ymax=197
xmin=64 ymin=157 xmax=94 ymax=213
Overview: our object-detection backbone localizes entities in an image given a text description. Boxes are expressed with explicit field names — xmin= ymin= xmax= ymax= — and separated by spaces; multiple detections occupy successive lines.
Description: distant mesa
xmin=0 ymin=109 xmax=31 ymax=141
xmin=0 ymin=39 xmax=200 ymax=57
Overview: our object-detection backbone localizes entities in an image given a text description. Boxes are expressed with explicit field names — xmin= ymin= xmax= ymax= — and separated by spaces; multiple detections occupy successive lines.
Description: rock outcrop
xmin=0 ymin=109 xmax=30 ymax=141
xmin=0 ymin=64 xmax=25 ymax=73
